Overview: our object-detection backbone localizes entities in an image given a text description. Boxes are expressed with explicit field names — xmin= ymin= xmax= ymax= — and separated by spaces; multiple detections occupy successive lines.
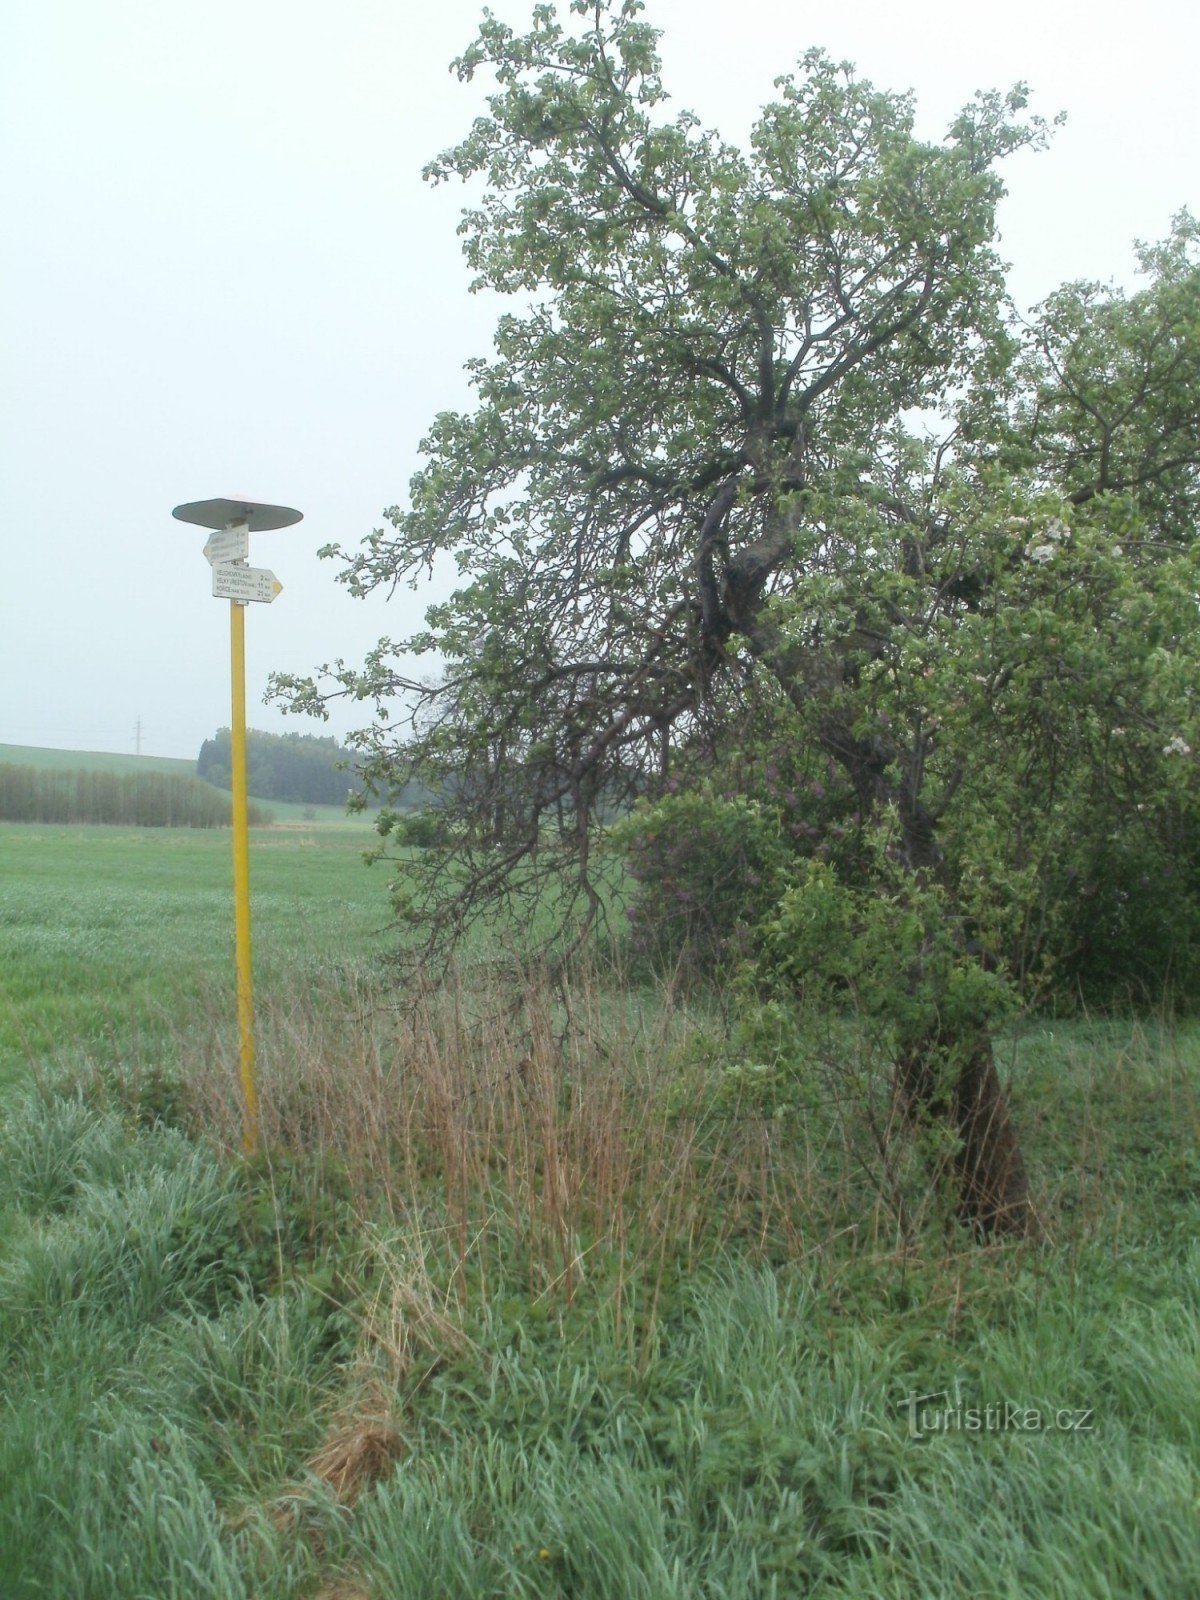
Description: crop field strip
xmin=0 ymin=743 xmax=365 ymax=827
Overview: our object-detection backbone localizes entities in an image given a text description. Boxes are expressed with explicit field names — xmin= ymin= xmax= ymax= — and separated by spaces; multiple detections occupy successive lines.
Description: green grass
xmin=0 ymin=1057 xmax=1196 ymax=1597
xmin=0 ymin=821 xmax=392 ymax=1085
xmin=0 ymin=1092 xmax=348 ymax=1598
xmin=338 ymin=1237 xmax=1199 ymax=1599
xmin=0 ymin=742 xmax=197 ymax=778
xmin=1 ymin=822 xmax=1198 ymax=1597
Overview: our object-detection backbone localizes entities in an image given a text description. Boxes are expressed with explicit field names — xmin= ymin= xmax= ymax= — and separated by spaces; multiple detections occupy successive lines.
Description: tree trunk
xmin=729 ymin=549 xmax=1041 ymax=1241
xmin=897 ymin=1032 xmax=1039 ymax=1239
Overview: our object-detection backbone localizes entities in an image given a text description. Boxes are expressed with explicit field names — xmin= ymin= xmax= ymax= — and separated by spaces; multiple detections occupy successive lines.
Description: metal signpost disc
xmin=172 ymin=497 xmax=303 ymax=532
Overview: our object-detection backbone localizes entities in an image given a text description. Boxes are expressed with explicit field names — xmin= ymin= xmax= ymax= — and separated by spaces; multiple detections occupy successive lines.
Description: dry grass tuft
xmin=356 ymin=1225 xmax=478 ymax=1384
xmin=305 ymin=1415 xmax=405 ymax=1506
xmin=230 ymin=1384 xmax=405 ymax=1548
xmin=310 ymin=1579 xmax=373 ymax=1600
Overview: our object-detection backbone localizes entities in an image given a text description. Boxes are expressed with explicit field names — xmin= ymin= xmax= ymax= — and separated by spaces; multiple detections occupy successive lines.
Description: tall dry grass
xmin=182 ymin=964 xmax=899 ymax=1341
xmin=169 ymin=962 xmax=1200 ymax=1367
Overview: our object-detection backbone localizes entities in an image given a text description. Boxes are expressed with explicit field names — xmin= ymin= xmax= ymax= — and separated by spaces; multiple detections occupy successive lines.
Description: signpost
xmin=211 ymin=564 xmax=283 ymax=604
xmin=203 ymin=525 xmax=250 ymax=566
xmin=173 ymin=496 xmax=303 ymax=1153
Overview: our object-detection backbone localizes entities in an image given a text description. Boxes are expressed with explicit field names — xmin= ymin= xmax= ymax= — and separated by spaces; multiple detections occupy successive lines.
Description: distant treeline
xmin=0 ymin=763 xmax=269 ymax=827
xmin=197 ymin=729 xmax=365 ymax=807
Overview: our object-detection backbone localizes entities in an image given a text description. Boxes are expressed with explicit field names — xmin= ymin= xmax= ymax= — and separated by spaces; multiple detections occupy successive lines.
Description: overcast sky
xmin=2 ymin=0 xmax=1196 ymax=761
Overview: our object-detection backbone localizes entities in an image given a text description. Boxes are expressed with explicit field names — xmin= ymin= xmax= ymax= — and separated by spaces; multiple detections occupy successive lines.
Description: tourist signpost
xmin=172 ymin=497 xmax=303 ymax=1153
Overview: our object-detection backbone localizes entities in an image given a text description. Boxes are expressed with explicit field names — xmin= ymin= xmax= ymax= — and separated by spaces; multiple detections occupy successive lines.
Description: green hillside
xmin=0 ymin=743 xmax=194 ymax=778
xmin=0 ymin=743 xmax=359 ymax=825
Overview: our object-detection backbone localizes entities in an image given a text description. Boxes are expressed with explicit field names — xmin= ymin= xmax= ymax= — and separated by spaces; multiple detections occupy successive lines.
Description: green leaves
xmin=1011 ymin=214 xmax=1200 ymax=532
xmin=757 ymin=855 xmax=1015 ymax=1053
xmin=272 ymin=2 xmax=1200 ymax=999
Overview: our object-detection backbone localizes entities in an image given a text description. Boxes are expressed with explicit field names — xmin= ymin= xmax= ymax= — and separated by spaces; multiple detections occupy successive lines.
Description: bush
xmin=387 ymin=808 xmax=454 ymax=850
xmin=1044 ymin=823 xmax=1200 ymax=1009
xmin=611 ymin=788 xmax=792 ymax=977
xmin=754 ymin=857 xmax=1014 ymax=1053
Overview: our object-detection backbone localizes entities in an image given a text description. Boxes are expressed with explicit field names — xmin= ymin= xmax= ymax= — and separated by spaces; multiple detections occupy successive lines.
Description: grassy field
xmin=0 ymin=741 xmax=363 ymax=825
xmin=0 ymin=822 xmax=1197 ymax=1597
xmin=0 ymin=742 xmax=196 ymax=778
xmin=0 ymin=820 xmax=389 ymax=1086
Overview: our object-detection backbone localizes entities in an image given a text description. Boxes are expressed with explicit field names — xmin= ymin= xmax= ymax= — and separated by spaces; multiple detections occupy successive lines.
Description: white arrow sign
xmin=203 ymin=525 xmax=250 ymax=566
xmin=212 ymin=563 xmax=283 ymax=603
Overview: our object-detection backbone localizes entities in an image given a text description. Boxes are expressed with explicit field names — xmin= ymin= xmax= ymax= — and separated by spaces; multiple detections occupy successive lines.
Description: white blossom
xmin=1163 ymin=735 xmax=1192 ymax=757
xmin=1026 ymin=543 xmax=1057 ymax=564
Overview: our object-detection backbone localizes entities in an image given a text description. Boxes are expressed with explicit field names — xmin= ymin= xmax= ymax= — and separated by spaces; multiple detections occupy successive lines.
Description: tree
xmin=276 ymin=1 xmax=1200 ymax=1237
xmin=197 ymin=728 xmax=367 ymax=807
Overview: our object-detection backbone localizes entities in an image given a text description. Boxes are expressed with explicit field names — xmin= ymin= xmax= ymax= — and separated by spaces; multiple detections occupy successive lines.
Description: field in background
xmin=1 ymin=821 xmax=1198 ymax=1597
xmin=0 ymin=741 xmax=364 ymax=826
xmin=0 ymin=742 xmax=196 ymax=778
xmin=0 ymin=821 xmax=388 ymax=1087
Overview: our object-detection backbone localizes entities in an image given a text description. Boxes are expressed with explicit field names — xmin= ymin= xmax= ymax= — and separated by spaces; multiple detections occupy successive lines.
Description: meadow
xmin=0 ymin=820 xmax=387 ymax=1086
xmin=0 ymin=743 xmax=197 ymax=778
xmin=0 ymin=818 xmax=1197 ymax=1598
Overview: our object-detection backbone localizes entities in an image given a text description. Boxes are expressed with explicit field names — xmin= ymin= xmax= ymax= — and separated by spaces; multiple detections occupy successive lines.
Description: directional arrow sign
xmin=212 ymin=563 xmax=283 ymax=603
xmin=203 ymin=525 xmax=250 ymax=566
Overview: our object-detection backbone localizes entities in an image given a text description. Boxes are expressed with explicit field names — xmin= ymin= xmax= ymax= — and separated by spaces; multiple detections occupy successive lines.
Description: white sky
xmin=2 ymin=0 xmax=1195 ymax=761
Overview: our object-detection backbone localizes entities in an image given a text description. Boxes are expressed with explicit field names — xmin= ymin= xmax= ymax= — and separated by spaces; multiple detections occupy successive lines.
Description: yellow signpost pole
xmin=172 ymin=497 xmax=302 ymax=1158
xmin=229 ymin=596 xmax=259 ymax=1153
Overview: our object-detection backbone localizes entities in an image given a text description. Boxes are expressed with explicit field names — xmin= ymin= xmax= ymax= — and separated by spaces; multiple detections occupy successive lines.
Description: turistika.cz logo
xmin=901 ymin=1387 xmax=1095 ymax=1441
